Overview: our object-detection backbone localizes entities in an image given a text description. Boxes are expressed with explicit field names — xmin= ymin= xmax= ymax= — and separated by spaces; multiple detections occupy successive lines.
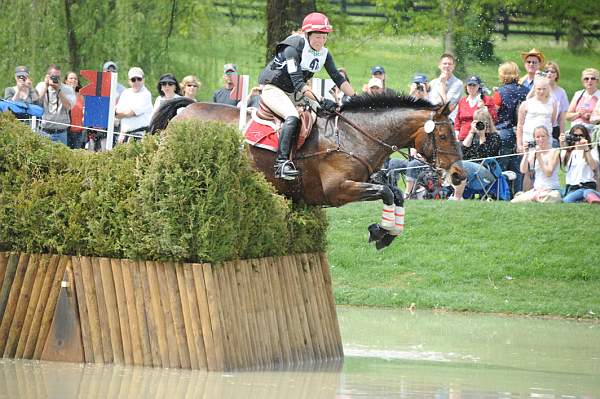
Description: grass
xmin=326 ymin=200 xmax=600 ymax=318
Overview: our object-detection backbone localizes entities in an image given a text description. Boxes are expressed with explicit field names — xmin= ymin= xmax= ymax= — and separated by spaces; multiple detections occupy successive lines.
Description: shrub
xmin=0 ymin=114 xmax=326 ymax=262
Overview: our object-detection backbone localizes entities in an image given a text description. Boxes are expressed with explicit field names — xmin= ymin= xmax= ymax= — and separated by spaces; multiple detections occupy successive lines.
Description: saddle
xmin=244 ymin=100 xmax=315 ymax=152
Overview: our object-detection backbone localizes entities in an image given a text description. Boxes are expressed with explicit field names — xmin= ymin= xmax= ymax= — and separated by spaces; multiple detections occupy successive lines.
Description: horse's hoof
xmin=375 ymin=233 xmax=396 ymax=250
xmin=368 ymin=223 xmax=386 ymax=243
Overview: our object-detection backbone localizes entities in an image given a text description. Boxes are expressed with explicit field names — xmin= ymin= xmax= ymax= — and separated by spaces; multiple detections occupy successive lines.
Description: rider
xmin=258 ymin=12 xmax=356 ymax=180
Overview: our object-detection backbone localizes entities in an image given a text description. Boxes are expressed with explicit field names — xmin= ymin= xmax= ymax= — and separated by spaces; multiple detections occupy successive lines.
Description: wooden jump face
xmin=0 ymin=252 xmax=342 ymax=371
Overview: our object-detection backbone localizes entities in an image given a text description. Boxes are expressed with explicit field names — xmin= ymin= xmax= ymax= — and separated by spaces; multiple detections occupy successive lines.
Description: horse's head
xmin=414 ymin=103 xmax=466 ymax=185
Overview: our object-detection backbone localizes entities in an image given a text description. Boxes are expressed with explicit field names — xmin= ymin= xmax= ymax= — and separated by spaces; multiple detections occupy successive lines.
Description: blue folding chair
xmin=463 ymin=158 xmax=512 ymax=201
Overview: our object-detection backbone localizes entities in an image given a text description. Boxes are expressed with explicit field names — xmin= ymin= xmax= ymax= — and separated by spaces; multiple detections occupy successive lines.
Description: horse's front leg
xmin=325 ymin=179 xmax=404 ymax=250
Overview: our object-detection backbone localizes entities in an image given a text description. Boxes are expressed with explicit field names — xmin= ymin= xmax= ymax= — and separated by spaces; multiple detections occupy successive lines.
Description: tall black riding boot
xmin=274 ymin=116 xmax=300 ymax=180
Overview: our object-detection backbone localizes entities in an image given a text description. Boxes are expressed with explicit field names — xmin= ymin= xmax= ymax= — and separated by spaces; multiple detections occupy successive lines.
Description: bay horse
xmin=150 ymin=93 xmax=465 ymax=248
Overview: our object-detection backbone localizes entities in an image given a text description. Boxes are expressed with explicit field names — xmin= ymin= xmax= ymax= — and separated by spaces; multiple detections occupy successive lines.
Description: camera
xmin=50 ymin=75 xmax=59 ymax=84
xmin=17 ymin=75 xmax=27 ymax=81
xmin=565 ymin=134 xmax=582 ymax=146
xmin=527 ymin=140 xmax=536 ymax=149
xmin=475 ymin=121 xmax=486 ymax=131
xmin=416 ymin=83 xmax=424 ymax=92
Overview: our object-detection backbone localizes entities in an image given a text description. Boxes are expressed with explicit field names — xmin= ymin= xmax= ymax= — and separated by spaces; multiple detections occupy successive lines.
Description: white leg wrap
xmin=390 ymin=206 xmax=405 ymax=236
xmin=380 ymin=204 xmax=395 ymax=230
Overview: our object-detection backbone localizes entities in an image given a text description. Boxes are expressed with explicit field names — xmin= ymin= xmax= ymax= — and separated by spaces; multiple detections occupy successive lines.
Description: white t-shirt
xmin=152 ymin=94 xmax=182 ymax=116
xmin=523 ymin=97 xmax=554 ymax=143
xmin=564 ymin=148 xmax=600 ymax=186
xmin=429 ymin=75 xmax=463 ymax=121
xmin=116 ymin=86 xmax=153 ymax=133
xmin=533 ymin=149 xmax=560 ymax=191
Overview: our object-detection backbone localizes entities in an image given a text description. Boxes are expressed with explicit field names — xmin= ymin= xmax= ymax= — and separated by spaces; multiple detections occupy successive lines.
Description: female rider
xmin=259 ymin=12 xmax=356 ymax=180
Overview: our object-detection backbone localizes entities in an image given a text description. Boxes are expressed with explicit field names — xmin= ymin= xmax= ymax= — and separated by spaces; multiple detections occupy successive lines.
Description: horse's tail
xmin=149 ymin=97 xmax=195 ymax=133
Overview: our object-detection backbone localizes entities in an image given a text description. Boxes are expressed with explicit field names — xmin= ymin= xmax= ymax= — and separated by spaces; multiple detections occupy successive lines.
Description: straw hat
xmin=520 ymin=48 xmax=545 ymax=65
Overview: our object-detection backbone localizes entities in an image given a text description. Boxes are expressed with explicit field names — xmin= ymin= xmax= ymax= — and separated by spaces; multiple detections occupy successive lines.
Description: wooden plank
xmin=71 ymin=256 xmax=94 ymax=363
xmin=0 ymin=252 xmax=20 ymax=322
xmin=121 ymin=259 xmax=144 ymax=366
xmin=156 ymin=261 xmax=181 ymax=368
xmin=318 ymin=252 xmax=344 ymax=358
xmin=241 ymin=259 xmax=267 ymax=369
xmin=285 ymin=254 xmax=315 ymax=362
xmin=227 ymin=261 xmax=253 ymax=369
xmin=165 ymin=261 xmax=191 ymax=369
xmin=273 ymin=256 xmax=301 ymax=364
xmin=23 ymin=255 xmax=60 ymax=359
xmin=252 ymin=258 xmax=278 ymax=367
xmin=291 ymin=254 xmax=321 ymax=362
xmin=145 ymin=260 xmax=170 ymax=367
xmin=140 ymin=260 xmax=161 ymax=367
xmin=92 ymin=257 xmax=113 ymax=363
xmin=99 ymin=257 xmax=124 ymax=364
xmin=236 ymin=260 xmax=261 ymax=369
xmin=177 ymin=263 xmax=201 ymax=369
xmin=33 ymin=255 xmax=68 ymax=359
xmin=15 ymin=254 xmax=50 ymax=358
xmin=77 ymin=256 xmax=104 ymax=363
xmin=40 ymin=263 xmax=85 ymax=363
xmin=297 ymin=253 xmax=327 ymax=360
xmin=0 ymin=252 xmax=29 ymax=354
xmin=202 ymin=263 xmax=226 ymax=371
xmin=191 ymin=263 xmax=217 ymax=370
xmin=262 ymin=257 xmax=292 ymax=366
xmin=0 ymin=252 xmax=8 ymax=287
xmin=307 ymin=253 xmax=334 ymax=359
xmin=213 ymin=262 xmax=238 ymax=369
xmin=4 ymin=253 xmax=40 ymax=357
xmin=110 ymin=258 xmax=133 ymax=365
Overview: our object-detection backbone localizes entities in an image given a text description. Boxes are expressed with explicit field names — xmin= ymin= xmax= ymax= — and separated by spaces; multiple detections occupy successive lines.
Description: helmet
xmin=301 ymin=12 xmax=333 ymax=33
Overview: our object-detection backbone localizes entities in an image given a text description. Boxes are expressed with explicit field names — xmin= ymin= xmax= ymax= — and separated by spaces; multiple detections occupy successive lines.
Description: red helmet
xmin=301 ymin=12 xmax=333 ymax=33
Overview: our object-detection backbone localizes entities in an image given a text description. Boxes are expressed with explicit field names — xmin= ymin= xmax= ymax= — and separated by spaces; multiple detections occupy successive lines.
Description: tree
xmin=265 ymin=0 xmax=315 ymax=62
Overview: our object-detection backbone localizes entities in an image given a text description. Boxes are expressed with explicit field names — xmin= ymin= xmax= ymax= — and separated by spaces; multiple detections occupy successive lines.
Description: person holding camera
xmin=409 ymin=74 xmax=429 ymax=100
xmin=4 ymin=66 xmax=40 ymax=105
xmin=511 ymin=126 xmax=561 ymax=203
xmin=35 ymin=64 xmax=76 ymax=146
xmin=516 ymin=77 xmax=557 ymax=191
xmin=454 ymin=75 xmax=497 ymax=141
xmin=559 ymin=125 xmax=600 ymax=204
xmin=449 ymin=108 xmax=500 ymax=200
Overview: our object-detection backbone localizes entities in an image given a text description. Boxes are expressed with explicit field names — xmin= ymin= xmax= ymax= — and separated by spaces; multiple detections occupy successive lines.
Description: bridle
xmin=295 ymin=108 xmax=454 ymax=177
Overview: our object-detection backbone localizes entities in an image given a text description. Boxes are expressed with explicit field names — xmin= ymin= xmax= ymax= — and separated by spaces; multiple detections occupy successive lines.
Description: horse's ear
xmin=437 ymin=102 xmax=451 ymax=117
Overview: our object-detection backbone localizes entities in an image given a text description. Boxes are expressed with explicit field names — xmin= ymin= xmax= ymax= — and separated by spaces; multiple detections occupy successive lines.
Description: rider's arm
xmin=282 ymin=46 xmax=308 ymax=96
xmin=324 ymin=54 xmax=355 ymax=97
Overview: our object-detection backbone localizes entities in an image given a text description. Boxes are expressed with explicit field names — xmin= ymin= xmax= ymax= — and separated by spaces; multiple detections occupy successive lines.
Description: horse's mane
xmin=340 ymin=92 xmax=436 ymax=112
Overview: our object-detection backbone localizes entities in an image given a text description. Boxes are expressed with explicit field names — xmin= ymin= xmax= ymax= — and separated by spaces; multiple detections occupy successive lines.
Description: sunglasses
xmin=544 ymin=70 xmax=556 ymax=74
xmin=186 ymin=84 xmax=198 ymax=88
xmin=161 ymin=81 xmax=175 ymax=86
xmin=526 ymin=60 xmax=539 ymax=65
xmin=130 ymin=77 xmax=143 ymax=82
xmin=583 ymin=77 xmax=598 ymax=82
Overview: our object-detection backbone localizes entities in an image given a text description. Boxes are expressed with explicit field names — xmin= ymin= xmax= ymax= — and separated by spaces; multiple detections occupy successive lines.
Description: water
xmin=1 ymin=307 xmax=598 ymax=398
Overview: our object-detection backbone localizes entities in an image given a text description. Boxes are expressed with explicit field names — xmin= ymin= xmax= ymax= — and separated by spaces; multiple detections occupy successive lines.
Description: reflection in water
xmin=1 ymin=308 xmax=599 ymax=398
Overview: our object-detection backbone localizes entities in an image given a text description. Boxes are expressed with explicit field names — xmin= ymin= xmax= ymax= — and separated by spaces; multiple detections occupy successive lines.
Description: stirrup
xmin=274 ymin=160 xmax=299 ymax=181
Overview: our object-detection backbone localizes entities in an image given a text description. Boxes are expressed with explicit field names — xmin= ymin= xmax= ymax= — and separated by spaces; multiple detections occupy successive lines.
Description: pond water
xmin=1 ymin=307 xmax=598 ymax=398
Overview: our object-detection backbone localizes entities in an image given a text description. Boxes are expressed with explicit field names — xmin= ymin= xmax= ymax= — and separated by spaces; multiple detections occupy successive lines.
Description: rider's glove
xmin=319 ymin=98 xmax=338 ymax=113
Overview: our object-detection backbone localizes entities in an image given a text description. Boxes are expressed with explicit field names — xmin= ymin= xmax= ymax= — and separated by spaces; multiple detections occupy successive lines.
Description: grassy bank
xmin=326 ymin=200 xmax=600 ymax=318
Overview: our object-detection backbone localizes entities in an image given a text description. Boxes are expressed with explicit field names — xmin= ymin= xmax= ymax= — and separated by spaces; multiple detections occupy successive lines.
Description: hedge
xmin=0 ymin=114 xmax=327 ymax=263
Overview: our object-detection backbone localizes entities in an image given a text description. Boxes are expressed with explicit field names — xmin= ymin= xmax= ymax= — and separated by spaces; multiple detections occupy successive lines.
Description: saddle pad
xmin=244 ymin=109 xmax=313 ymax=152
xmin=244 ymin=110 xmax=279 ymax=152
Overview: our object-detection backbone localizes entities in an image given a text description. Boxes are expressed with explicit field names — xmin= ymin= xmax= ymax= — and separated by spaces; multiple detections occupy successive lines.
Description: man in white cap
xmin=4 ymin=66 xmax=39 ymax=104
xmin=366 ymin=77 xmax=384 ymax=95
xmin=114 ymin=67 xmax=153 ymax=144
xmin=212 ymin=63 xmax=239 ymax=106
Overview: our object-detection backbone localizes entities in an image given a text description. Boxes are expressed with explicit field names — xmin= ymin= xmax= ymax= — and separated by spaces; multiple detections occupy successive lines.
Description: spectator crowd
xmin=3 ymin=46 xmax=600 ymax=204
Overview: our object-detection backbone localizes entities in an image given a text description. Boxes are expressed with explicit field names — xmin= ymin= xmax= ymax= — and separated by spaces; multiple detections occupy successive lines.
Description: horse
xmin=150 ymin=93 xmax=465 ymax=249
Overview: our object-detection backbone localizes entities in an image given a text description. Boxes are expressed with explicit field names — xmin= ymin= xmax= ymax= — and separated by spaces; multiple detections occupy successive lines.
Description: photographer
xmin=4 ymin=66 xmax=39 ymax=105
xmin=454 ymin=75 xmax=497 ymax=141
xmin=409 ymin=74 xmax=429 ymax=100
xmin=559 ymin=125 xmax=600 ymax=204
xmin=449 ymin=108 xmax=500 ymax=200
xmin=35 ymin=64 xmax=76 ymax=146
xmin=511 ymin=126 xmax=561 ymax=203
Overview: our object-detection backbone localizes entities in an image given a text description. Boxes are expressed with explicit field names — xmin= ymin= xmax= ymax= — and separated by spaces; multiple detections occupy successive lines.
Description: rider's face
xmin=308 ymin=33 xmax=328 ymax=51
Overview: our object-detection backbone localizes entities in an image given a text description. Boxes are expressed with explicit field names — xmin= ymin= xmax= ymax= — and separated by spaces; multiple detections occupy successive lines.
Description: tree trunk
xmin=63 ymin=0 xmax=80 ymax=70
xmin=567 ymin=17 xmax=584 ymax=51
xmin=265 ymin=0 xmax=315 ymax=63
